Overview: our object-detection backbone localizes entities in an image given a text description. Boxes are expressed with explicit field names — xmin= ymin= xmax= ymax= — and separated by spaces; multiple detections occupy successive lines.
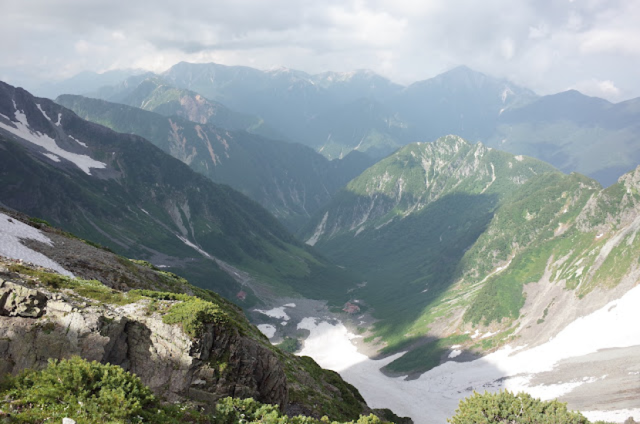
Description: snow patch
xmin=448 ymin=349 xmax=462 ymax=359
xmin=0 ymin=213 xmax=73 ymax=277
xmin=42 ymin=153 xmax=61 ymax=162
xmin=257 ymin=324 xmax=276 ymax=338
xmin=36 ymin=104 xmax=52 ymax=122
xmin=254 ymin=304 xmax=296 ymax=321
xmin=297 ymin=317 xmax=372 ymax=371
xmin=69 ymin=135 xmax=88 ymax=148
xmin=176 ymin=235 xmax=211 ymax=258
xmin=306 ymin=212 xmax=328 ymax=246
xmin=0 ymin=107 xmax=106 ymax=175
xmin=583 ymin=409 xmax=640 ymax=423
xmin=480 ymin=331 xmax=498 ymax=339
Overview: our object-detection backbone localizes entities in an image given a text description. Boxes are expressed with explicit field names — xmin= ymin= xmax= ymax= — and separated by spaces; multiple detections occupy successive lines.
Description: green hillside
xmin=303 ymin=135 xmax=640 ymax=374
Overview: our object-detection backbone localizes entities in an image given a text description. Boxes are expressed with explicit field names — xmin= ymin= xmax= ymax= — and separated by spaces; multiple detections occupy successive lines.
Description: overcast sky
xmin=2 ymin=0 xmax=640 ymax=101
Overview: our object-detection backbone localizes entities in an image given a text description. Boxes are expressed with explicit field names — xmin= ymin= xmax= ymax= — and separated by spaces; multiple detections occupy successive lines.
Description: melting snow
xmin=36 ymin=104 xmax=52 ymax=121
xmin=42 ymin=153 xmax=61 ymax=162
xmin=0 ymin=107 xmax=106 ymax=175
xmin=176 ymin=235 xmax=211 ymax=258
xmin=296 ymin=284 xmax=640 ymax=424
xmin=297 ymin=317 xmax=368 ymax=371
xmin=306 ymin=212 xmax=328 ymax=246
xmin=258 ymin=324 xmax=276 ymax=338
xmin=254 ymin=304 xmax=295 ymax=321
xmin=448 ymin=349 xmax=462 ymax=359
xmin=69 ymin=135 xmax=88 ymax=148
xmin=0 ymin=213 xmax=73 ymax=277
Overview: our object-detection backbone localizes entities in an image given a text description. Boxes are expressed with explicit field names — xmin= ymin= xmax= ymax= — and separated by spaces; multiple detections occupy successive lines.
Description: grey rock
xmin=0 ymin=294 xmax=288 ymax=408
xmin=0 ymin=281 xmax=47 ymax=318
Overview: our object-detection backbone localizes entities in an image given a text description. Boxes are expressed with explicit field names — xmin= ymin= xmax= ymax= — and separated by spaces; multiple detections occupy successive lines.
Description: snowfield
xmin=254 ymin=304 xmax=295 ymax=321
xmin=0 ymin=106 xmax=106 ymax=175
xmin=0 ymin=213 xmax=73 ymax=277
xmin=294 ymin=284 xmax=640 ymax=424
xmin=257 ymin=324 xmax=276 ymax=338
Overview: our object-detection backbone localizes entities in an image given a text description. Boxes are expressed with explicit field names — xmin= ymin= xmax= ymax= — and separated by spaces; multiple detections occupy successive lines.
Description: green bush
xmin=1 ymin=356 xmax=155 ymax=423
xmin=447 ymin=390 xmax=590 ymax=424
xmin=212 ymin=397 xmax=383 ymax=424
xmin=162 ymin=297 xmax=229 ymax=338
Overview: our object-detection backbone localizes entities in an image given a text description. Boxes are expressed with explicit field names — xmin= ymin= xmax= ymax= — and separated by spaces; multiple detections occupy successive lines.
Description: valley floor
xmin=259 ymin=285 xmax=640 ymax=424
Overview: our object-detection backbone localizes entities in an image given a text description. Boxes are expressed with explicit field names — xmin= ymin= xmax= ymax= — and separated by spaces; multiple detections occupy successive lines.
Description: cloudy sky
xmin=2 ymin=0 xmax=640 ymax=101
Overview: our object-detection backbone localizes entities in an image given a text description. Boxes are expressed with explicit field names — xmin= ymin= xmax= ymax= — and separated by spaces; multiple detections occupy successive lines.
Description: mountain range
xmin=55 ymin=93 xmax=374 ymax=231
xmin=43 ymin=62 xmax=640 ymax=187
xmin=0 ymin=81 xmax=356 ymax=305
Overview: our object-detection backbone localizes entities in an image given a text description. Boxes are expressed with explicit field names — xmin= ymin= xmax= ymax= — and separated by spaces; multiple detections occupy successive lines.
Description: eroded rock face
xmin=0 ymin=279 xmax=48 ymax=318
xmin=0 ymin=279 xmax=288 ymax=408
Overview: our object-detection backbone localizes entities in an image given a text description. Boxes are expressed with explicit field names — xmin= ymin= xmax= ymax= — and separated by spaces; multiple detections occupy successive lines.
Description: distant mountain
xmin=160 ymin=62 xmax=409 ymax=158
xmin=93 ymin=76 xmax=284 ymax=140
xmin=31 ymin=69 xmax=146 ymax=100
xmin=56 ymin=94 xmax=375 ymax=231
xmin=85 ymin=62 xmax=640 ymax=185
xmin=488 ymin=89 xmax=640 ymax=186
xmin=392 ymin=65 xmax=537 ymax=143
xmin=159 ymin=63 xmax=538 ymax=157
xmin=0 ymin=80 xmax=357 ymax=304
xmin=302 ymin=135 xmax=640 ymax=377
xmin=310 ymin=69 xmax=403 ymax=104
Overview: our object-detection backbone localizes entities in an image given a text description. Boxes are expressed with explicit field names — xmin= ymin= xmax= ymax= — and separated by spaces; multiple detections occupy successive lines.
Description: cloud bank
xmin=2 ymin=0 xmax=640 ymax=100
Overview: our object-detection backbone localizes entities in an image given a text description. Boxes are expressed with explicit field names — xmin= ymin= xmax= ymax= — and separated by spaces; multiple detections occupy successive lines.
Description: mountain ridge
xmin=55 ymin=93 xmax=375 ymax=231
xmin=0 ymin=80 xmax=357 ymax=305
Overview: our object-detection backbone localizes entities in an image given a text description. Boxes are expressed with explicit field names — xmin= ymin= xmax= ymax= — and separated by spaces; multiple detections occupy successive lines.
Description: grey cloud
xmin=1 ymin=0 xmax=640 ymax=101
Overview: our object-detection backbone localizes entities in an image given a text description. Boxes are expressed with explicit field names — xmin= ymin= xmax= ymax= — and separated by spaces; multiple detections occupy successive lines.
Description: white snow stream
xmin=295 ymin=285 xmax=640 ymax=424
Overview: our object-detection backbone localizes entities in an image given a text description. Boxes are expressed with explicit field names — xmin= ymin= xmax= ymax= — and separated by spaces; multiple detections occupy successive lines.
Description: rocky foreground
xmin=0 ymin=209 xmax=407 ymax=423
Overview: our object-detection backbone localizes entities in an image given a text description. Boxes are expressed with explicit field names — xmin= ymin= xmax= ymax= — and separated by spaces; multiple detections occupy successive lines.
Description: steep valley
xmin=0 ymin=81 xmax=357 ymax=306
xmin=55 ymin=93 xmax=374 ymax=232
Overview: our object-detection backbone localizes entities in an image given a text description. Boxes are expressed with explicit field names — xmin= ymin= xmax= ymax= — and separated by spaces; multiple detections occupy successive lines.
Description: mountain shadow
xmin=312 ymin=191 xmax=499 ymax=359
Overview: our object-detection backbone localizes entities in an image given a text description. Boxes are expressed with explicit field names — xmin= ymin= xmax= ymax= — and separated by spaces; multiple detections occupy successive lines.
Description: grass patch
xmin=278 ymin=337 xmax=300 ymax=353
xmin=8 ymin=264 xmax=141 ymax=306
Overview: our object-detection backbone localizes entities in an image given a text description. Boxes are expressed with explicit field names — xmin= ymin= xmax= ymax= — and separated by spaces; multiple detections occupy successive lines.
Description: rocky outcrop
xmin=0 ymin=274 xmax=288 ymax=409
xmin=0 ymin=279 xmax=48 ymax=318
